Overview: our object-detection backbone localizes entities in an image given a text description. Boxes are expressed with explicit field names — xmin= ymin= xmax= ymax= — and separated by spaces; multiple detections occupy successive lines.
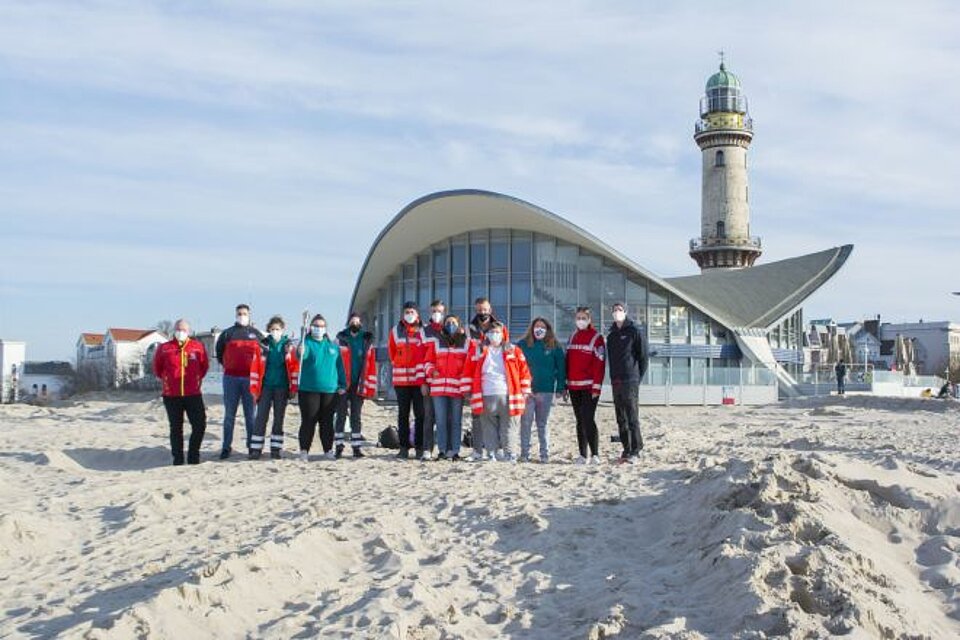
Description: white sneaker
xmin=323 ymin=450 xmax=336 ymax=460
xmin=574 ymin=456 xmax=588 ymax=465
xmin=470 ymin=452 xmax=484 ymax=462
xmin=539 ymin=456 xmax=550 ymax=464
xmin=299 ymin=451 xmax=309 ymax=462
xmin=588 ymin=456 xmax=601 ymax=466
xmin=486 ymin=452 xmax=497 ymax=462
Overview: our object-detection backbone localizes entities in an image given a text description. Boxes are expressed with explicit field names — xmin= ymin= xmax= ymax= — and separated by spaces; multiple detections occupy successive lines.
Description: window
xmin=451 ymin=243 xmax=467 ymax=276
xmin=669 ymin=302 xmax=689 ymax=344
xmin=715 ymin=150 xmax=725 ymax=167
xmin=716 ymin=220 xmax=726 ymax=238
xmin=433 ymin=247 xmax=448 ymax=275
xmin=511 ymin=233 xmax=532 ymax=273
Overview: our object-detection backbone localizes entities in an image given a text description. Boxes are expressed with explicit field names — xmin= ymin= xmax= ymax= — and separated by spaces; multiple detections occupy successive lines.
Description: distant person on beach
xmin=937 ymin=381 xmax=953 ymax=399
xmin=334 ymin=311 xmax=378 ymax=458
xmin=296 ymin=314 xmax=346 ymax=461
xmin=424 ymin=314 xmax=471 ymax=461
xmin=249 ymin=316 xmax=296 ymax=460
xmin=607 ymin=302 xmax=649 ymax=465
xmin=467 ymin=320 xmax=531 ymax=463
xmin=566 ymin=307 xmax=606 ymax=465
xmin=835 ymin=359 xmax=847 ymax=396
xmin=153 ymin=319 xmax=209 ymax=465
xmin=215 ymin=304 xmax=264 ymax=459
xmin=388 ymin=301 xmax=430 ymax=460
xmin=516 ymin=317 xmax=566 ymax=463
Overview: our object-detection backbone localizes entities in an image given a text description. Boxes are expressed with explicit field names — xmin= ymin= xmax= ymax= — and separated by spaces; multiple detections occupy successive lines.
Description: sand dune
xmin=1 ymin=393 xmax=959 ymax=638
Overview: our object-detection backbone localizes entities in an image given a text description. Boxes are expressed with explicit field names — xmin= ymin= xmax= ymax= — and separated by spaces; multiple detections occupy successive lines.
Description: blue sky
xmin=1 ymin=1 xmax=958 ymax=361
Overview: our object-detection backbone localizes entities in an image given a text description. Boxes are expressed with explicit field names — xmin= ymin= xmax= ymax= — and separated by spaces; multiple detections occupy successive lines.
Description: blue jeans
xmin=432 ymin=395 xmax=464 ymax=456
xmin=223 ymin=374 xmax=256 ymax=451
xmin=520 ymin=392 xmax=554 ymax=460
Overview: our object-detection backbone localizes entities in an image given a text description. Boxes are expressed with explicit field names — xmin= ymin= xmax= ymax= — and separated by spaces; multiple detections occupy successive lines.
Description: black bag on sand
xmin=462 ymin=428 xmax=473 ymax=449
xmin=379 ymin=426 xmax=400 ymax=449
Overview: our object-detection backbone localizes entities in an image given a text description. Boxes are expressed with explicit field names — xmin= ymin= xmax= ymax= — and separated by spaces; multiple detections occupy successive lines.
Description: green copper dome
xmin=706 ymin=63 xmax=741 ymax=91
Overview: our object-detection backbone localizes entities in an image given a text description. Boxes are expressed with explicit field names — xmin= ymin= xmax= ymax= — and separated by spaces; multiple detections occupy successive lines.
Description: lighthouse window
xmin=715 ymin=150 xmax=725 ymax=167
xmin=716 ymin=221 xmax=726 ymax=238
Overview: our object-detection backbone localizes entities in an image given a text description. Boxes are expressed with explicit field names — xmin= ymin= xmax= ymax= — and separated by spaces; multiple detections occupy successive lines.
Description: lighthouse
xmin=689 ymin=57 xmax=762 ymax=270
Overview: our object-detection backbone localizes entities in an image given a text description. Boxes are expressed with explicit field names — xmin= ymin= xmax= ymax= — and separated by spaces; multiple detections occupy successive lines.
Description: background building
xmin=76 ymin=328 xmax=165 ymax=390
xmin=879 ymin=321 xmax=960 ymax=377
xmin=0 ymin=339 xmax=26 ymax=403
xmin=19 ymin=361 xmax=75 ymax=400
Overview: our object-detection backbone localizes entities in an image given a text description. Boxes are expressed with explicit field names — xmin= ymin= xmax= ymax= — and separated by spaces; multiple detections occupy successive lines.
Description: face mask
xmin=431 ymin=312 xmax=444 ymax=324
xmin=236 ymin=314 xmax=250 ymax=327
xmin=349 ymin=322 xmax=361 ymax=333
xmin=488 ymin=332 xmax=503 ymax=346
xmin=533 ymin=327 xmax=547 ymax=340
xmin=311 ymin=326 xmax=326 ymax=339
xmin=404 ymin=312 xmax=418 ymax=324
xmin=477 ymin=312 xmax=490 ymax=323
xmin=270 ymin=330 xmax=283 ymax=341
xmin=575 ymin=319 xmax=589 ymax=331
xmin=174 ymin=330 xmax=188 ymax=343
xmin=613 ymin=311 xmax=626 ymax=323
xmin=445 ymin=322 xmax=458 ymax=335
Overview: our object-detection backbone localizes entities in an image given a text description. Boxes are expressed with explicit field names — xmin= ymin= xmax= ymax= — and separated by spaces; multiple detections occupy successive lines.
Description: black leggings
xmin=570 ymin=389 xmax=599 ymax=457
xmin=298 ymin=391 xmax=338 ymax=453
xmin=395 ymin=385 xmax=425 ymax=451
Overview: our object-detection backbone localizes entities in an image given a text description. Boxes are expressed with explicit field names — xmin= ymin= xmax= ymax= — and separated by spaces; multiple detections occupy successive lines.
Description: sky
xmin=1 ymin=0 xmax=958 ymax=362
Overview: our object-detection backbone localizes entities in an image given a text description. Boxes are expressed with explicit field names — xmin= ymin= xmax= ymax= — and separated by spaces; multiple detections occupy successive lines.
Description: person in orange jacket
xmin=334 ymin=311 xmax=378 ymax=458
xmin=388 ymin=301 xmax=430 ymax=460
xmin=566 ymin=306 xmax=606 ymax=465
xmin=424 ymin=314 xmax=472 ymax=461
xmin=153 ymin=319 xmax=209 ymax=465
xmin=466 ymin=320 xmax=532 ymax=463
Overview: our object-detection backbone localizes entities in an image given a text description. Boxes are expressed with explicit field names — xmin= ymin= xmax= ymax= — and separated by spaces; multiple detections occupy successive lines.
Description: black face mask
xmin=349 ymin=324 xmax=361 ymax=334
xmin=477 ymin=313 xmax=490 ymax=323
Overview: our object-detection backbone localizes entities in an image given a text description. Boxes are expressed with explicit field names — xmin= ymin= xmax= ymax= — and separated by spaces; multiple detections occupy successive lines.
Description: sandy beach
xmin=2 ymin=393 xmax=959 ymax=638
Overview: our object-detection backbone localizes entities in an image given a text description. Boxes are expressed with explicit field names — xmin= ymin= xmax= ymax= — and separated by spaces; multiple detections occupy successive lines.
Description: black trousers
xmin=252 ymin=387 xmax=288 ymax=451
xmin=395 ymin=385 xmax=425 ymax=452
xmin=298 ymin=391 xmax=338 ymax=453
xmin=163 ymin=395 xmax=206 ymax=464
xmin=335 ymin=385 xmax=365 ymax=444
xmin=422 ymin=391 xmax=435 ymax=453
xmin=612 ymin=381 xmax=643 ymax=456
xmin=570 ymin=389 xmax=599 ymax=457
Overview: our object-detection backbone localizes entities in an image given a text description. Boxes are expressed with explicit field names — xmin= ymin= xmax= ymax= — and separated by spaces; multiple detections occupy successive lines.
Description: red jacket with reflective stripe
xmin=467 ymin=344 xmax=532 ymax=416
xmin=424 ymin=336 xmax=472 ymax=397
xmin=388 ymin=322 xmax=429 ymax=387
xmin=153 ymin=338 xmax=209 ymax=397
xmin=339 ymin=345 xmax=378 ymax=398
xmin=566 ymin=328 xmax=606 ymax=394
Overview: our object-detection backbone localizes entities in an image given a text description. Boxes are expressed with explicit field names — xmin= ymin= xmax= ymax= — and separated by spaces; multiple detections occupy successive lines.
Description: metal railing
xmin=689 ymin=236 xmax=762 ymax=252
xmin=695 ymin=116 xmax=753 ymax=134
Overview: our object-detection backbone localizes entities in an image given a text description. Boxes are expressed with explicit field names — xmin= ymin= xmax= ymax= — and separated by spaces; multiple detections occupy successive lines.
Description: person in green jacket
xmin=516 ymin=317 xmax=566 ymax=463
xmin=297 ymin=314 xmax=346 ymax=462
xmin=250 ymin=315 xmax=293 ymax=460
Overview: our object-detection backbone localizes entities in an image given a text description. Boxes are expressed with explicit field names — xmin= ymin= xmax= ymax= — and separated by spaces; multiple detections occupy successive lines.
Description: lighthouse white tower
xmin=689 ymin=57 xmax=761 ymax=270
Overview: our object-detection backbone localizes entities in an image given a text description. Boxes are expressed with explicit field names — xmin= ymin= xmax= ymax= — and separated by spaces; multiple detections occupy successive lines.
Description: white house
xmin=76 ymin=328 xmax=166 ymax=390
xmin=20 ymin=361 xmax=75 ymax=400
xmin=0 ymin=339 xmax=26 ymax=403
xmin=880 ymin=321 xmax=960 ymax=377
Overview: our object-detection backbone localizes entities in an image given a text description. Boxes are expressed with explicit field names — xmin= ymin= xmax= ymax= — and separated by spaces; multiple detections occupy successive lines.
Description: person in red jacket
xmin=388 ymin=301 xmax=430 ymax=460
xmin=424 ymin=314 xmax=472 ymax=460
xmin=153 ymin=319 xmax=209 ymax=465
xmin=566 ymin=306 xmax=606 ymax=465
xmin=214 ymin=303 xmax=264 ymax=459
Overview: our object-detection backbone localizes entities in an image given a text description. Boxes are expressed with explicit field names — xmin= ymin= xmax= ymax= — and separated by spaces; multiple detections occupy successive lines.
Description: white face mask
xmin=236 ymin=314 xmax=250 ymax=327
xmin=311 ymin=326 xmax=326 ymax=339
xmin=575 ymin=319 xmax=589 ymax=331
xmin=404 ymin=312 xmax=418 ymax=324
xmin=533 ymin=327 xmax=547 ymax=340
xmin=174 ymin=330 xmax=188 ymax=343
xmin=488 ymin=332 xmax=504 ymax=347
xmin=612 ymin=310 xmax=626 ymax=323
xmin=430 ymin=311 xmax=444 ymax=324
xmin=270 ymin=329 xmax=283 ymax=341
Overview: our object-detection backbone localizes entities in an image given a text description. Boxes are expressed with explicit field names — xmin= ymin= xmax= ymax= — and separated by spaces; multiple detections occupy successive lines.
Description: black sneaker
xmin=270 ymin=449 xmax=282 ymax=460
xmin=248 ymin=450 xmax=262 ymax=460
xmin=353 ymin=447 xmax=365 ymax=458
xmin=397 ymin=449 xmax=410 ymax=459
xmin=415 ymin=449 xmax=425 ymax=461
xmin=436 ymin=452 xmax=448 ymax=461
xmin=219 ymin=448 xmax=231 ymax=460
xmin=335 ymin=444 xmax=344 ymax=459
xmin=451 ymin=453 xmax=461 ymax=462
xmin=172 ymin=458 xmax=185 ymax=466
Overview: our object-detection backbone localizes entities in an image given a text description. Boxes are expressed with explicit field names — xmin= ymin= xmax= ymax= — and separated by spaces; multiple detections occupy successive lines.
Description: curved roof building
xmin=349 ymin=189 xmax=852 ymax=403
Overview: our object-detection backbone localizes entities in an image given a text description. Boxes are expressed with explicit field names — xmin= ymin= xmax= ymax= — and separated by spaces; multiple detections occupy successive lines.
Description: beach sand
xmin=2 ymin=393 xmax=959 ymax=638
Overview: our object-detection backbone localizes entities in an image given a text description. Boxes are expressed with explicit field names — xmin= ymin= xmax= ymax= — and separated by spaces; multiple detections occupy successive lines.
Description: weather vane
xmin=718 ymin=49 xmax=726 ymax=69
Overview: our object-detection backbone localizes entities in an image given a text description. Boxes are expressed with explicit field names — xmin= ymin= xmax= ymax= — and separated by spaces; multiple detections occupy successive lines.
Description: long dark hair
xmin=441 ymin=314 xmax=466 ymax=348
xmin=521 ymin=317 xmax=558 ymax=349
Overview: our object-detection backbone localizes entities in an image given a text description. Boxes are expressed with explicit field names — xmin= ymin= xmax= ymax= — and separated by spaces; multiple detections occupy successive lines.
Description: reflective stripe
xmin=567 ymin=379 xmax=595 ymax=386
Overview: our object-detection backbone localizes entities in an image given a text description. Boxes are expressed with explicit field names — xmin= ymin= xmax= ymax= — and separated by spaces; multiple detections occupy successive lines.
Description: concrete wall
xmin=701 ymin=143 xmax=751 ymax=240
xmin=0 ymin=341 xmax=26 ymax=403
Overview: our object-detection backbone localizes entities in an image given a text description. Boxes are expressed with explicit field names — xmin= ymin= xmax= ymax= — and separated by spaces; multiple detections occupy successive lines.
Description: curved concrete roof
xmin=349 ymin=189 xmax=852 ymax=331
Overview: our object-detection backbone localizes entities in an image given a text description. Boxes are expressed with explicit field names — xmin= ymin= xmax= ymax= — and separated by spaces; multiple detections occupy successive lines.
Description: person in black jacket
xmin=834 ymin=360 xmax=847 ymax=396
xmin=607 ymin=302 xmax=648 ymax=463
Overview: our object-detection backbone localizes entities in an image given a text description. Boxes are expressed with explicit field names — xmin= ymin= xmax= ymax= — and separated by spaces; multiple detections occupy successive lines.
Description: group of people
xmin=152 ymin=297 xmax=649 ymax=466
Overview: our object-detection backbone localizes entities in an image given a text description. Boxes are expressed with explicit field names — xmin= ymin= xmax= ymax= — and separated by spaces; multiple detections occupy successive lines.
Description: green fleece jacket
xmin=516 ymin=339 xmax=566 ymax=393
xmin=298 ymin=336 xmax=346 ymax=393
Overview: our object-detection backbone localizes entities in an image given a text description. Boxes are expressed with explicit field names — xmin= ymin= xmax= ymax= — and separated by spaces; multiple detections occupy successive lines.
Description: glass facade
xmin=362 ymin=228 xmax=746 ymax=384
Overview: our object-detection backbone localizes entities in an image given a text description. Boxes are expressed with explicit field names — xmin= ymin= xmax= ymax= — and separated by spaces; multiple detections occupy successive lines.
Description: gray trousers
xmin=480 ymin=395 xmax=519 ymax=458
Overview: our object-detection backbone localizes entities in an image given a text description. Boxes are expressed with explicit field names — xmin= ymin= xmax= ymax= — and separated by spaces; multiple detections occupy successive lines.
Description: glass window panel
xmin=490 ymin=241 xmax=509 ymax=272
xmin=669 ymin=302 xmax=689 ymax=344
xmin=646 ymin=357 xmax=667 ymax=385
xmin=450 ymin=307 xmax=468 ymax=326
xmin=451 ymin=244 xmax=467 ymax=276
xmin=470 ymin=276 xmax=487 ymax=306
xmin=512 ymin=235 xmax=532 ymax=273
xmin=691 ymin=358 xmax=708 ymax=385
xmin=433 ymin=278 xmax=449 ymax=306
xmin=602 ymin=267 xmax=625 ymax=319
xmin=691 ymin=310 xmax=708 ymax=345
xmin=531 ymin=304 xmax=554 ymax=330
xmin=402 ymin=262 xmax=415 ymax=280
xmin=510 ymin=306 xmax=530 ymax=340
xmin=391 ymin=276 xmax=401 ymax=318
xmin=511 ymin=275 xmax=531 ymax=304
xmin=578 ymin=253 xmax=602 ymax=317
xmin=533 ymin=235 xmax=556 ymax=307
xmin=490 ymin=274 xmax=508 ymax=308
xmin=433 ymin=247 xmax=448 ymax=275
xmin=402 ymin=281 xmax=415 ymax=308
xmin=648 ymin=305 xmax=667 ymax=343
xmin=418 ymin=283 xmax=431 ymax=312
xmin=672 ymin=358 xmax=691 ymax=385
xmin=470 ymin=242 xmax=487 ymax=274
xmin=451 ymin=276 xmax=466 ymax=308
xmin=648 ymin=287 xmax=667 ymax=306
xmin=417 ymin=253 xmax=431 ymax=278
